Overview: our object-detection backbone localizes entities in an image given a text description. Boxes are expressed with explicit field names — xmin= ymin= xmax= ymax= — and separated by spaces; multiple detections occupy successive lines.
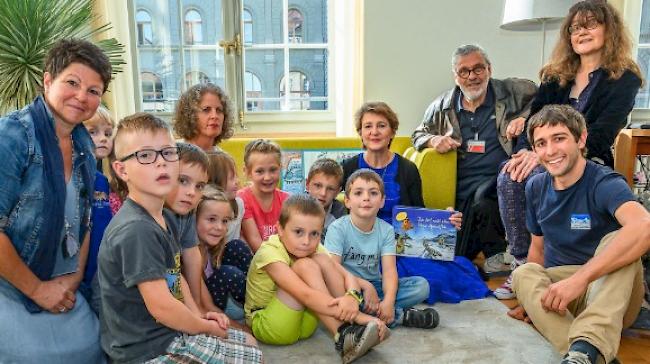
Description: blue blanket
xmin=397 ymin=256 xmax=492 ymax=304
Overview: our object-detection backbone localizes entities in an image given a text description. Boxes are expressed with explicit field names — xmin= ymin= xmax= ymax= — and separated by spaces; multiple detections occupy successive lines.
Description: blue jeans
xmin=369 ymin=276 xmax=429 ymax=327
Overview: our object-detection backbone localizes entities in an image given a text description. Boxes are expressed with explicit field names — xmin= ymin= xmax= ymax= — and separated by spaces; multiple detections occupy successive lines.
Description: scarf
xmin=23 ymin=96 xmax=94 ymax=313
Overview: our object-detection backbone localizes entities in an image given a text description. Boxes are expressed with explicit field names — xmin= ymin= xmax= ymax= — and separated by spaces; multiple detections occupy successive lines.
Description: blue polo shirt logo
xmin=571 ymin=214 xmax=591 ymax=230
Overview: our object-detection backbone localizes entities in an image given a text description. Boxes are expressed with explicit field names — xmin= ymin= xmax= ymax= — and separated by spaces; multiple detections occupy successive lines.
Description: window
xmin=141 ymin=72 xmax=164 ymax=112
xmin=184 ymin=9 xmax=203 ymax=45
xmin=245 ymin=71 xmax=262 ymax=111
xmin=636 ymin=0 xmax=650 ymax=108
xmin=243 ymin=9 xmax=253 ymax=45
xmin=287 ymin=8 xmax=303 ymax=44
xmin=129 ymin=0 xmax=335 ymax=129
xmin=136 ymin=9 xmax=153 ymax=45
xmin=243 ymin=0 xmax=328 ymax=112
xmin=185 ymin=71 xmax=211 ymax=89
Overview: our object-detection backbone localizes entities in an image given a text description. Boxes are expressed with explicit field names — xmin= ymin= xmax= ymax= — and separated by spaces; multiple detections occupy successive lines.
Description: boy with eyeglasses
xmin=98 ymin=113 xmax=262 ymax=364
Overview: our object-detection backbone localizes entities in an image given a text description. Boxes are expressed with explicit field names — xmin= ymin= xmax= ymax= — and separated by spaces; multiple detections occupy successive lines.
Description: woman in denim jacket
xmin=0 ymin=39 xmax=112 ymax=363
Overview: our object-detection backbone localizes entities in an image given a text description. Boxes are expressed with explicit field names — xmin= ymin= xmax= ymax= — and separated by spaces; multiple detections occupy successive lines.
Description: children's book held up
xmin=392 ymin=206 xmax=456 ymax=261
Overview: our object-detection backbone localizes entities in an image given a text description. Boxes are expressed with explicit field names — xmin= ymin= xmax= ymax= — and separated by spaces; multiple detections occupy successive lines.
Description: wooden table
xmin=614 ymin=129 xmax=650 ymax=187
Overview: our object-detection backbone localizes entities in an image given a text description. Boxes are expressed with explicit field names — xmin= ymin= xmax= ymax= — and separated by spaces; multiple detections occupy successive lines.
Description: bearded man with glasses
xmin=412 ymin=44 xmax=537 ymax=269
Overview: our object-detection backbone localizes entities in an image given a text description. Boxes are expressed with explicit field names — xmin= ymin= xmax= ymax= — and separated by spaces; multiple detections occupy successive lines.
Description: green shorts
xmin=251 ymin=296 xmax=319 ymax=345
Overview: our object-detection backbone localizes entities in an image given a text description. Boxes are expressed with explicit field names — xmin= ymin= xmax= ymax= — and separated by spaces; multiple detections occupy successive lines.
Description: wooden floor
xmin=487 ymin=276 xmax=650 ymax=364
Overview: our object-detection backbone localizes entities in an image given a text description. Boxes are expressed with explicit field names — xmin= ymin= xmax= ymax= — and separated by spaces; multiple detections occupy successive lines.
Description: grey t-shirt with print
xmin=98 ymin=198 xmax=184 ymax=364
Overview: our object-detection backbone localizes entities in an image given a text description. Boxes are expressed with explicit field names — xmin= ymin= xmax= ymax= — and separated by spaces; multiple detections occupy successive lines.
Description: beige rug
xmin=259 ymin=298 xmax=562 ymax=363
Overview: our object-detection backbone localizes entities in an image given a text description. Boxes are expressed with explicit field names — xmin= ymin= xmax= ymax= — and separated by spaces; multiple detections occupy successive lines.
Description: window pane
xmin=640 ymin=0 xmax=650 ymax=44
xmin=184 ymin=9 xmax=203 ymax=45
xmin=243 ymin=0 xmax=282 ymax=44
xmin=243 ymin=9 xmax=253 ymax=45
xmin=288 ymin=49 xmax=328 ymax=110
xmin=635 ymin=48 xmax=650 ymax=108
xmin=244 ymin=49 xmax=284 ymax=111
xmin=184 ymin=48 xmax=225 ymax=88
xmin=290 ymin=0 xmax=328 ymax=44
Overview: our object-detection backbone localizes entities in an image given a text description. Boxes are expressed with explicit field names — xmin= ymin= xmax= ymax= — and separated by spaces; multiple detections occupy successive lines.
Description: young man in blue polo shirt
xmin=508 ymin=105 xmax=650 ymax=364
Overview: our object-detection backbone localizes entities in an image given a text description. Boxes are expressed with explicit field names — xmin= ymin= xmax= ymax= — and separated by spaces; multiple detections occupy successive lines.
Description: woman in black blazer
xmin=494 ymin=0 xmax=643 ymax=300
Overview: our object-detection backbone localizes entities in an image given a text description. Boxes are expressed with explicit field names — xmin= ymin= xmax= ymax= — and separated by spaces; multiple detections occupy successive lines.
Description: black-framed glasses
xmin=119 ymin=146 xmax=180 ymax=164
xmin=455 ymin=65 xmax=487 ymax=79
xmin=568 ymin=17 xmax=600 ymax=35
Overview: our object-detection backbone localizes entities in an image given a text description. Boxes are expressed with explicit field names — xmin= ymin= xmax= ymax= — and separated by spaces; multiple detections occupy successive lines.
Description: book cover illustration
xmin=392 ymin=206 xmax=456 ymax=261
xmin=281 ymin=149 xmax=361 ymax=194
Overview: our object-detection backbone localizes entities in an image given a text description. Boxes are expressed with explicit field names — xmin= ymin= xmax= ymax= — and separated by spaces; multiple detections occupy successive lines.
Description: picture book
xmin=392 ymin=206 xmax=456 ymax=261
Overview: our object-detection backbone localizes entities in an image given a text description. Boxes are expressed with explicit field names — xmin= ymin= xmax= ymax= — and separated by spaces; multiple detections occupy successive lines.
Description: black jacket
xmin=515 ymin=69 xmax=641 ymax=167
xmin=341 ymin=153 xmax=425 ymax=208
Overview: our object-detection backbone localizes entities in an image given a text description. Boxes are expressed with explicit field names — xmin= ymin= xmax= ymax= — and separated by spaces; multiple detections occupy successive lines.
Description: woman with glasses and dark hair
xmin=0 ymin=39 xmax=111 ymax=362
xmin=494 ymin=0 xmax=643 ymax=300
xmin=174 ymin=83 xmax=235 ymax=152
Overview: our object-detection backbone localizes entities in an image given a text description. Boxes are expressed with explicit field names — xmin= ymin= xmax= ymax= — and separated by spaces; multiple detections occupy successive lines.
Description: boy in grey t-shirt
xmin=97 ymin=113 xmax=262 ymax=364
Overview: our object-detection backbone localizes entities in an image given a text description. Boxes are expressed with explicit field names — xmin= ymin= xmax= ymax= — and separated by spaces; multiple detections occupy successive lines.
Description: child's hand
xmin=378 ymin=300 xmax=395 ymax=325
xmin=446 ymin=207 xmax=462 ymax=230
xmin=203 ymin=319 xmax=228 ymax=338
xmin=329 ymin=295 xmax=359 ymax=322
xmin=204 ymin=311 xmax=230 ymax=331
xmin=373 ymin=318 xmax=390 ymax=341
xmin=362 ymin=286 xmax=380 ymax=314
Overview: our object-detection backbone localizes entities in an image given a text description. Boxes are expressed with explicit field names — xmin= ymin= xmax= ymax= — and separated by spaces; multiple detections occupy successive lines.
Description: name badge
xmin=467 ymin=140 xmax=486 ymax=153
xmin=570 ymin=214 xmax=591 ymax=230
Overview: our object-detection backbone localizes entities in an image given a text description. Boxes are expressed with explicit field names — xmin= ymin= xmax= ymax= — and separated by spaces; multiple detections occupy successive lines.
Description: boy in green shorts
xmin=245 ymin=194 xmax=389 ymax=363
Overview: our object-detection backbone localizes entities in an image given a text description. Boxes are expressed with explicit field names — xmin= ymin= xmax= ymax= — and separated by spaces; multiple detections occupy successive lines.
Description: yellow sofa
xmin=219 ymin=136 xmax=456 ymax=209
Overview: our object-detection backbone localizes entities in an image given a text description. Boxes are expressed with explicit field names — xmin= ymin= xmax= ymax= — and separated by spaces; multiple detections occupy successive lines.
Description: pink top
xmin=237 ymin=187 xmax=289 ymax=241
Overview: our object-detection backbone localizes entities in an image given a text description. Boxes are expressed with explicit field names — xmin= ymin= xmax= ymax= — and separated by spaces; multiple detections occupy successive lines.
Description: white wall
xmin=363 ymin=0 xmax=564 ymax=136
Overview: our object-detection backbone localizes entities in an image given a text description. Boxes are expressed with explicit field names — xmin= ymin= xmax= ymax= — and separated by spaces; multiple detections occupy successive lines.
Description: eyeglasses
xmin=119 ymin=146 xmax=180 ymax=165
xmin=568 ymin=17 xmax=600 ymax=35
xmin=455 ymin=65 xmax=487 ymax=79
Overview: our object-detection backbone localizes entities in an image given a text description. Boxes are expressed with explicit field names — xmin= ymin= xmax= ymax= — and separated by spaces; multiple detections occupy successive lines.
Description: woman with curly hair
xmin=494 ymin=0 xmax=643 ymax=300
xmin=174 ymin=83 xmax=235 ymax=152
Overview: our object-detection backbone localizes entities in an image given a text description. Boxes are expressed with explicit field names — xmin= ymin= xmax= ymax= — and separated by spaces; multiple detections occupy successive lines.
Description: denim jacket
xmin=0 ymin=100 xmax=95 ymax=293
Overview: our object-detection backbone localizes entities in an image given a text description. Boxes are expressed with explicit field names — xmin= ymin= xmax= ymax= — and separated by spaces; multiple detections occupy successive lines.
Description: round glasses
xmin=455 ymin=65 xmax=487 ymax=79
xmin=568 ymin=18 xmax=600 ymax=35
xmin=119 ymin=146 xmax=180 ymax=165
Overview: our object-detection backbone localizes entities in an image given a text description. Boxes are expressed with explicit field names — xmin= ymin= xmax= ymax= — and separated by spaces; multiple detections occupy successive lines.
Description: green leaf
xmin=0 ymin=0 xmax=125 ymax=113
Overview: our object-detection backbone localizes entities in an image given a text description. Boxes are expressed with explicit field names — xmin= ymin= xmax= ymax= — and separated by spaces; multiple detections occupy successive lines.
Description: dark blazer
xmin=341 ymin=153 xmax=425 ymax=208
xmin=515 ymin=69 xmax=641 ymax=167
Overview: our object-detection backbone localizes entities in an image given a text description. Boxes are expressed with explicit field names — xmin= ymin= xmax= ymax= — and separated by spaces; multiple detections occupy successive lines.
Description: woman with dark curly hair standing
xmin=174 ymin=83 xmax=235 ymax=152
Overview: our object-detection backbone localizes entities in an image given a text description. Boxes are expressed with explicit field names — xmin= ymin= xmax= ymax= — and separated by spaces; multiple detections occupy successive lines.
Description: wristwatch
xmin=345 ymin=289 xmax=364 ymax=304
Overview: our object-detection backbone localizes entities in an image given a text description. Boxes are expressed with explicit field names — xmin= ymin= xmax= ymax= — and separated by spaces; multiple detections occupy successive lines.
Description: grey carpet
xmin=259 ymin=298 xmax=562 ymax=363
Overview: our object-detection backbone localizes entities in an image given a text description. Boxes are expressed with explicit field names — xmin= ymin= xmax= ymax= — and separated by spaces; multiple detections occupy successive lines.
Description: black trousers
xmin=455 ymin=178 xmax=507 ymax=260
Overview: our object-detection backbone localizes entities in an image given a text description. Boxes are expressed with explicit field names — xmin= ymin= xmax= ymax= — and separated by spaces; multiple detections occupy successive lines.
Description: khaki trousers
xmin=512 ymin=231 xmax=645 ymax=363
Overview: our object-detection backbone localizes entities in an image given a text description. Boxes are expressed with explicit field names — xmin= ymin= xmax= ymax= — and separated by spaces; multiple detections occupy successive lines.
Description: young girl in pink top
xmin=237 ymin=139 xmax=289 ymax=252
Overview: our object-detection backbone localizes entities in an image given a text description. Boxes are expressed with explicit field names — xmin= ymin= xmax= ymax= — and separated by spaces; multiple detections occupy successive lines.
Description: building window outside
xmin=184 ymin=9 xmax=203 ymax=45
xmin=136 ymin=9 xmax=153 ymax=46
xmin=243 ymin=9 xmax=253 ymax=45
xmin=245 ymin=71 xmax=262 ymax=111
xmin=288 ymin=8 xmax=303 ymax=44
xmin=185 ymin=71 xmax=211 ymax=89
xmin=280 ymin=71 xmax=310 ymax=110
xmin=141 ymin=72 xmax=164 ymax=112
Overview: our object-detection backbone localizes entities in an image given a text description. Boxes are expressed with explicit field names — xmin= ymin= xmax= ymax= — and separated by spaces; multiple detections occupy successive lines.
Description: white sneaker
xmin=483 ymin=252 xmax=511 ymax=273
xmin=493 ymin=258 xmax=525 ymax=300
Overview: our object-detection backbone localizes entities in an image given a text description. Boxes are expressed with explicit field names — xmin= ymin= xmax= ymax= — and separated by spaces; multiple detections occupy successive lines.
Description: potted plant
xmin=0 ymin=0 xmax=125 ymax=113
